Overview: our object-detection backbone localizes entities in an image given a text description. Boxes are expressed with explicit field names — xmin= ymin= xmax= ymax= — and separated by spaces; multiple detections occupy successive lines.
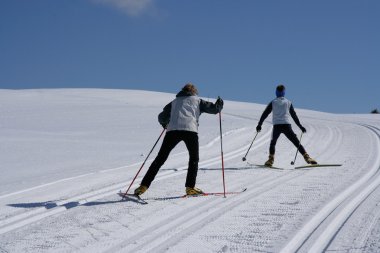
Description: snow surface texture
xmin=1 ymin=89 xmax=380 ymax=253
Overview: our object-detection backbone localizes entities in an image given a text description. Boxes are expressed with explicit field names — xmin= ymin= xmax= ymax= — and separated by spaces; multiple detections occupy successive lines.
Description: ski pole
xmin=218 ymin=106 xmax=226 ymax=198
xmin=242 ymin=131 xmax=259 ymax=161
xmin=122 ymin=128 xmax=166 ymax=196
xmin=291 ymin=132 xmax=304 ymax=165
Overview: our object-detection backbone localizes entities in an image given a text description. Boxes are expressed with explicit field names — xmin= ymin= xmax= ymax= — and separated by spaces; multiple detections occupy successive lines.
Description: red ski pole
xmin=122 ymin=128 xmax=166 ymax=196
xmin=218 ymin=111 xmax=226 ymax=198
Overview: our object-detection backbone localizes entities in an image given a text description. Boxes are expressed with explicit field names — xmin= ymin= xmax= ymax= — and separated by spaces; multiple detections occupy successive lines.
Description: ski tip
xmin=117 ymin=191 xmax=148 ymax=204
xmin=117 ymin=191 xmax=137 ymax=198
xmin=117 ymin=192 xmax=128 ymax=199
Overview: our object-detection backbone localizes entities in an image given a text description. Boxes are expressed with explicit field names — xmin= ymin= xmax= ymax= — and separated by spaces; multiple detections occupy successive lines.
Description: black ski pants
xmin=141 ymin=130 xmax=199 ymax=188
xmin=269 ymin=124 xmax=306 ymax=156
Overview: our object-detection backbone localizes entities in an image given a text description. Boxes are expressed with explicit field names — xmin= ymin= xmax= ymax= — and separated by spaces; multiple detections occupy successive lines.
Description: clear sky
xmin=0 ymin=0 xmax=379 ymax=113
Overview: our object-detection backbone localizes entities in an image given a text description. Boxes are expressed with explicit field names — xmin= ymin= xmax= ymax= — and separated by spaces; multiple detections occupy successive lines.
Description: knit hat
xmin=276 ymin=84 xmax=285 ymax=97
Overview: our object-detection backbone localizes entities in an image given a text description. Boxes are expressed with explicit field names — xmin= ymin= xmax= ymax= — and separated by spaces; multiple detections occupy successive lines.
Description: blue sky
xmin=0 ymin=0 xmax=379 ymax=113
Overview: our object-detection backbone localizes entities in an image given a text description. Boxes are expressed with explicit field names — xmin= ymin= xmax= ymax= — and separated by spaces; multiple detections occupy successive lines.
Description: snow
xmin=0 ymin=88 xmax=380 ymax=253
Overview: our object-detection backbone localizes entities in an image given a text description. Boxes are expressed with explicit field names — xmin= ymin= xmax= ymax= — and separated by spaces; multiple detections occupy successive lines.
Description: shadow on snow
xmin=7 ymin=195 xmax=145 ymax=210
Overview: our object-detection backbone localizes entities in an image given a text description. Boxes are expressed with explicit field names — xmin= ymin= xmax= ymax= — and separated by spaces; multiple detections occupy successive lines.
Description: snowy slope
xmin=1 ymin=89 xmax=380 ymax=253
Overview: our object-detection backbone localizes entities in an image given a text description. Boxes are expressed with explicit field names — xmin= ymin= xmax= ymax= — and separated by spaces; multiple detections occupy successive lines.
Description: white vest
xmin=272 ymin=97 xmax=292 ymax=125
xmin=167 ymin=96 xmax=201 ymax=133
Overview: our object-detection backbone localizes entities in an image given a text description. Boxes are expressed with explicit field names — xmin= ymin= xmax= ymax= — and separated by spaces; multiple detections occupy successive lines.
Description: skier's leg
xmin=141 ymin=131 xmax=180 ymax=187
xmin=283 ymin=125 xmax=317 ymax=164
xmin=183 ymin=132 xmax=199 ymax=188
xmin=269 ymin=125 xmax=281 ymax=155
xmin=283 ymin=125 xmax=306 ymax=155
xmin=266 ymin=126 xmax=281 ymax=166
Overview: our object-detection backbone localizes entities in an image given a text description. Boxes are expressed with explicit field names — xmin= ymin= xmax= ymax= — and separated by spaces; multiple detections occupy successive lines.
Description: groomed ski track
xmin=1 ymin=101 xmax=380 ymax=252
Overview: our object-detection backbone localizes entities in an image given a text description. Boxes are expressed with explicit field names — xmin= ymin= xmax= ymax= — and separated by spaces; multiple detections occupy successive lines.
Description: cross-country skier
xmin=256 ymin=84 xmax=317 ymax=167
xmin=134 ymin=83 xmax=224 ymax=196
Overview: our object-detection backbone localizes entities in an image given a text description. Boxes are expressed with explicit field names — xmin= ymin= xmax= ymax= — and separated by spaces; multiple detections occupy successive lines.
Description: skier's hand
xmin=300 ymin=126 xmax=306 ymax=133
xmin=160 ymin=120 xmax=169 ymax=129
xmin=256 ymin=125 xmax=262 ymax=132
xmin=216 ymin=97 xmax=224 ymax=112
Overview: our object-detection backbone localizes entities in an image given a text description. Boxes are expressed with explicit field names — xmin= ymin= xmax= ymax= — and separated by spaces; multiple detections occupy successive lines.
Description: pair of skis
xmin=243 ymin=132 xmax=342 ymax=170
xmin=118 ymin=188 xmax=247 ymax=204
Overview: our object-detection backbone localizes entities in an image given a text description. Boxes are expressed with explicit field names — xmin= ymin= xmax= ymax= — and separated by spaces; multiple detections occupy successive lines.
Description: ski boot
xmin=264 ymin=154 xmax=274 ymax=167
xmin=134 ymin=185 xmax=148 ymax=196
xmin=303 ymin=153 xmax=317 ymax=164
xmin=186 ymin=187 xmax=204 ymax=196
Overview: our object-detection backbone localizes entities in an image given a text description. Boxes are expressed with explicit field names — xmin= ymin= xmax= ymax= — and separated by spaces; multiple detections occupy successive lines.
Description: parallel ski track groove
xmin=280 ymin=123 xmax=380 ymax=253
xmin=313 ymin=124 xmax=380 ymax=252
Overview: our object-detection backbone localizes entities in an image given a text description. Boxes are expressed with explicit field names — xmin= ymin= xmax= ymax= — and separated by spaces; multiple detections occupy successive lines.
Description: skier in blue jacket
xmin=256 ymin=84 xmax=317 ymax=167
xmin=134 ymin=83 xmax=224 ymax=196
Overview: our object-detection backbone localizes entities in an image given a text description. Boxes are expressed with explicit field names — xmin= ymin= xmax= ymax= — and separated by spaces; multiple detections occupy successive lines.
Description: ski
xmin=294 ymin=164 xmax=342 ymax=169
xmin=247 ymin=163 xmax=284 ymax=170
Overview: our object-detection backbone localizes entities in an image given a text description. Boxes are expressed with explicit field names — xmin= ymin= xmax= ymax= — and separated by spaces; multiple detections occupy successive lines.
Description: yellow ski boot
xmin=303 ymin=153 xmax=317 ymax=164
xmin=186 ymin=187 xmax=204 ymax=196
xmin=134 ymin=185 xmax=148 ymax=196
xmin=265 ymin=154 xmax=275 ymax=167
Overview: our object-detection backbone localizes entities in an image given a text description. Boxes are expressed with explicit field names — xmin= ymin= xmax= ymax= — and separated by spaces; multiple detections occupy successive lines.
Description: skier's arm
xmin=199 ymin=98 xmax=223 ymax=114
xmin=256 ymin=102 xmax=272 ymax=132
xmin=158 ymin=102 xmax=171 ymax=128
xmin=289 ymin=104 xmax=306 ymax=132
xmin=258 ymin=102 xmax=272 ymax=126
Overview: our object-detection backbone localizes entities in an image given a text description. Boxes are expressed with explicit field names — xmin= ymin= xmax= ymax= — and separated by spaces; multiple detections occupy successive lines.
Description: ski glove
xmin=300 ymin=126 xmax=306 ymax=133
xmin=159 ymin=119 xmax=169 ymax=129
xmin=256 ymin=125 xmax=262 ymax=132
xmin=215 ymin=97 xmax=224 ymax=112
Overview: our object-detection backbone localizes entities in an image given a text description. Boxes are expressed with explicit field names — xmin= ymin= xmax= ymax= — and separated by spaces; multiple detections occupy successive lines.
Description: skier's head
xmin=182 ymin=83 xmax=198 ymax=95
xmin=276 ymin=84 xmax=285 ymax=97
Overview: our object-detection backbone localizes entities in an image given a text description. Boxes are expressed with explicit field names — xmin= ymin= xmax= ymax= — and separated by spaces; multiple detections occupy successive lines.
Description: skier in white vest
xmin=134 ymin=83 xmax=224 ymax=196
xmin=256 ymin=84 xmax=317 ymax=167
